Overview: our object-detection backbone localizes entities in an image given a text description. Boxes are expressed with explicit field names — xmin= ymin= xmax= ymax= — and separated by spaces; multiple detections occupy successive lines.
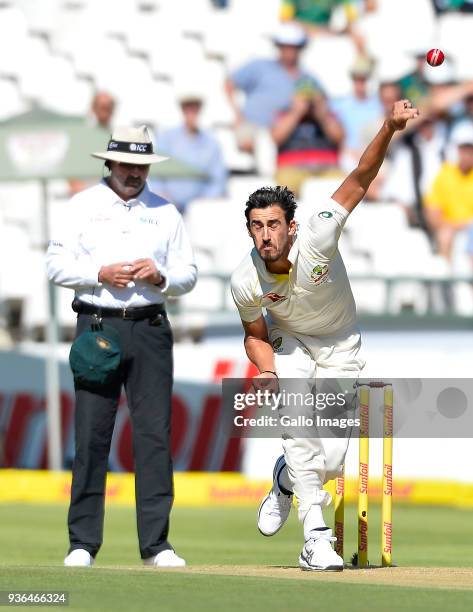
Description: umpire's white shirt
xmin=46 ymin=180 xmax=197 ymax=307
xmin=231 ymin=199 xmax=356 ymax=337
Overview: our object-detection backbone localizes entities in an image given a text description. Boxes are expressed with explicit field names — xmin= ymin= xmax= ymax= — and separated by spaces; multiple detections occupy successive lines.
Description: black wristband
xmin=261 ymin=370 xmax=278 ymax=377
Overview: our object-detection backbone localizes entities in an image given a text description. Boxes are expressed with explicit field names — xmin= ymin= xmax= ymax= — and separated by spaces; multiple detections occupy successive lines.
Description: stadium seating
xmin=1 ymin=0 xmax=472 ymax=336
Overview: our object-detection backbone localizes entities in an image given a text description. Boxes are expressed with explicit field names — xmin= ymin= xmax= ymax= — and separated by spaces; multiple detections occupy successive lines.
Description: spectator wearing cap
xmin=331 ymin=56 xmax=382 ymax=171
xmin=425 ymin=123 xmax=473 ymax=259
xmin=47 ymin=125 xmax=197 ymax=569
xmin=152 ymin=92 xmax=227 ymax=213
xmin=225 ymin=23 xmax=320 ymax=152
xmin=271 ymin=77 xmax=344 ymax=195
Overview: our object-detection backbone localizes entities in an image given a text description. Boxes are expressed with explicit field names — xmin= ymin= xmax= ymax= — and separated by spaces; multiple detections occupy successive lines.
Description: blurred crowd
xmin=2 ymin=0 xmax=473 ymax=341
xmin=80 ymin=1 xmax=473 ymax=264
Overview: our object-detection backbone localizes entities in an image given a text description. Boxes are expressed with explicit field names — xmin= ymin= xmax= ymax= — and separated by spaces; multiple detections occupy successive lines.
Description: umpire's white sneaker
xmin=64 ymin=549 xmax=93 ymax=567
xmin=143 ymin=549 xmax=186 ymax=568
xmin=257 ymin=455 xmax=293 ymax=536
xmin=299 ymin=529 xmax=344 ymax=572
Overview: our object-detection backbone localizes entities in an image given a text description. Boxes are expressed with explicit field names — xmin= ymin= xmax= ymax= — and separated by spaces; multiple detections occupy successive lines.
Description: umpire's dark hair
xmin=244 ymin=186 xmax=297 ymax=225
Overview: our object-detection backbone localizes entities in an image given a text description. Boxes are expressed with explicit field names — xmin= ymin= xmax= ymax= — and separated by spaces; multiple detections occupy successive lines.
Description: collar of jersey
xmin=100 ymin=179 xmax=149 ymax=209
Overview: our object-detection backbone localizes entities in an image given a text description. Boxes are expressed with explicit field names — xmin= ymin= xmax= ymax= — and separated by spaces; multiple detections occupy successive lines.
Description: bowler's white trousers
xmin=270 ymin=325 xmax=365 ymax=521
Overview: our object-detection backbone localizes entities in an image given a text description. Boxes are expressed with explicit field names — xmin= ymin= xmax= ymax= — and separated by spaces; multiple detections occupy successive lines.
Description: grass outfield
xmin=0 ymin=503 xmax=472 ymax=611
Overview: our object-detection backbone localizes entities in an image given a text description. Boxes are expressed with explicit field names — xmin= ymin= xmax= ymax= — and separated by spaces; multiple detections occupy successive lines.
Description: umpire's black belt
xmin=72 ymin=298 xmax=166 ymax=321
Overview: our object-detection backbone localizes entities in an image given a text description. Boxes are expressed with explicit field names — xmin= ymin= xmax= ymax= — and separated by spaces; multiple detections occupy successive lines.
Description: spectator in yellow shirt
xmin=425 ymin=123 xmax=473 ymax=259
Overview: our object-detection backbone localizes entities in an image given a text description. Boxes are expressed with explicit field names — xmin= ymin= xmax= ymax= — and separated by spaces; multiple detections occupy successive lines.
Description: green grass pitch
xmin=0 ymin=502 xmax=472 ymax=611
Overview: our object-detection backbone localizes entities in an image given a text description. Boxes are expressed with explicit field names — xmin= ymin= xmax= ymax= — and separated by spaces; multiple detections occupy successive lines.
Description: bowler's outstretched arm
xmin=332 ymin=99 xmax=419 ymax=213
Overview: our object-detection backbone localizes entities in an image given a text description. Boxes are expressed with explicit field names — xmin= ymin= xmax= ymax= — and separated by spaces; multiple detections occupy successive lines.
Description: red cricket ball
xmin=426 ymin=48 xmax=445 ymax=67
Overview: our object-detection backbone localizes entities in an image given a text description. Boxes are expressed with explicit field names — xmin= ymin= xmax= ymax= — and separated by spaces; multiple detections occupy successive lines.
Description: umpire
xmin=47 ymin=125 xmax=197 ymax=568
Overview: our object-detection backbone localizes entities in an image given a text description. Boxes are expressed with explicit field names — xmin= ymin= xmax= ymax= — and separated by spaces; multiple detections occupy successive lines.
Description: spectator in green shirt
xmin=398 ymin=53 xmax=431 ymax=108
xmin=280 ymin=0 xmax=376 ymax=30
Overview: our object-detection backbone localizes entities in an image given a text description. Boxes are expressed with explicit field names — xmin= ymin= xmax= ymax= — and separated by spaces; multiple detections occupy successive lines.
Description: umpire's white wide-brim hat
xmin=91 ymin=125 xmax=168 ymax=165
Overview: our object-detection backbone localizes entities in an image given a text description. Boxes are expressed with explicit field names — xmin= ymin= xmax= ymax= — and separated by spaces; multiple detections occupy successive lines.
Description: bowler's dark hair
xmin=245 ymin=186 xmax=297 ymax=225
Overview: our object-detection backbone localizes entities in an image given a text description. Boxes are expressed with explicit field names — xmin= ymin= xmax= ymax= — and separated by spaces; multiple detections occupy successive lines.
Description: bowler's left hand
xmin=130 ymin=258 xmax=162 ymax=284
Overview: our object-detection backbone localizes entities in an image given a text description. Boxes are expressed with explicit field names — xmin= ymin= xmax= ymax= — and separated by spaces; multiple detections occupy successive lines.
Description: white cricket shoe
xmin=64 ymin=549 xmax=94 ymax=567
xmin=143 ymin=549 xmax=186 ymax=568
xmin=299 ymin=529 xmax=344 ymax=572
xmin=257 ymin=455 xmax=293 ymax=536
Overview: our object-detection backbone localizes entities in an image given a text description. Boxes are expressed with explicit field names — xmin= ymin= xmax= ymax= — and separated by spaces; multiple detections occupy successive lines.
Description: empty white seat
xmin=213 ymin=128 xmax=255 ymax=173
xmin=302 ymin=35 xmax=356 ymax=98
xmin=41 ymin=77 xmax=93 ymax=116
xmin=356 ymin=0 xmax=435 ymax=61
xmin=66 ymin=36 xmax=128 ymax=79
xmin=451 ymin=229 xmax=472 ymax=276
xmin=348 ymin=205 xmax=411 ymax=255
xmin=149 ymin=36 xmax=207 ymax=79
xmin=0 ymin=182 xmax=43 ymax=247
xmin=125 ymin=8 xmax=162 ymax=55
xmin=343 ymin=252 xmax=372 ymax=276
xmin=226 ymin=0 xmax=280 ymax=38
xmin=15 ymin=0 xmax=62 ymax=35
xmin=387 ymin=281 xmax=430 ymax=315
xmin=438 ymin=14 xmax=473 ymax=80
xmin=0 ymin=232 xmax=41 ymax=300
xmin=371 ymin=229 xmax=433 ymax=277
xmin=350 ymin=280 xmax=387 ymax=315
xmin=452 ymin=282 xmax=473 ymax=317
xmin=0 ymin=34 xmax=48 ymax=80
xmin=0 ymin=79 xmax=29 ymax=120
xmin=185 ymin=197 xmax=232 ymax=254
xmin=227 ymin=175 xmax=274 ymax=202
xmin=254 ymin=128 xmax=277 ymax=177
xmin=193 ymin=250 xmax=214 ymax=274
xmin=185 ymin=197 xmax=250 ymax=273
xmin=179 ymin=277 xmax=224 ymax=313
xmin=95 ymin=57 xmax=155 ymax=100
xmin=0 ymin=5 xmax=28 ymax=42
xmin=299 ymin=178 xmax=341 ymax=206
xmin=158 ymin=0 xmax=213 ymax=37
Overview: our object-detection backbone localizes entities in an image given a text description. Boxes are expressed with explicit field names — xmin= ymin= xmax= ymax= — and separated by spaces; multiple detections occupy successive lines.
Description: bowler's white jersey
xmin=231 ymin=199 xmax=356 ymax=336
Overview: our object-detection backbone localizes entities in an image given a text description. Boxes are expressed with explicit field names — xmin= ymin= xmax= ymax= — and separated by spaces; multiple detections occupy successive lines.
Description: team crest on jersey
xmin=262 ymin=292 xmax=287 ymax=307
xmin=310 ymin=264 xmax=329 ymax=285
xmin=318 ymin=211 xmax=333 ymax=219
xmin=272 ymin=337 xmax=283 ymax=353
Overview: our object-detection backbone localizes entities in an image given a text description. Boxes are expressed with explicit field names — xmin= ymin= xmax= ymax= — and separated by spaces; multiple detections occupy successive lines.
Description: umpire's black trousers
xmin=68 ymin=312 xmax=174 ymax=559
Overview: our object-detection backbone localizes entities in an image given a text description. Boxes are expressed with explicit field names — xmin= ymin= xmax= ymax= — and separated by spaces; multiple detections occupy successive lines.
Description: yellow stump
xmin=381 ymin=385 xmax=393 ymax=567
xmin=334 ymin=468 xmax=345 ymax=560
xmin=358 ymin=386 xmax=370 ymax=567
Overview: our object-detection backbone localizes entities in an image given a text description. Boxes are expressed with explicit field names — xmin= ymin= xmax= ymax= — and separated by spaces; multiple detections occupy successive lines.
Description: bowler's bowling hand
xmin=387 ymin=99 xmax=419 ymax=131
xmin=130 ymin=258 xmax=162 ymax=284
xmin=98 ymin=262 xmax=134 ymax=288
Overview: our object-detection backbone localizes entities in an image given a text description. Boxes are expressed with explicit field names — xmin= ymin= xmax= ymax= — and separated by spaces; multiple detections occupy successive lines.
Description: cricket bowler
xmin=231 ymin=100 xmax=419 ymax=571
